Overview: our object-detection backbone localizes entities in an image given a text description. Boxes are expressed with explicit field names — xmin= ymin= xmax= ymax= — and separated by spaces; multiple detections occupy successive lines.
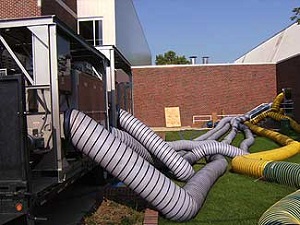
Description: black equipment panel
xmin=0 ymin=75 xmax=28 ymax=182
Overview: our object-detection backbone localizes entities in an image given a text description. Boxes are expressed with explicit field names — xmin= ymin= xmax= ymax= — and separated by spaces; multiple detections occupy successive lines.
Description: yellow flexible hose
xmin=244 ymin=121 xmax=294 ymax=146
xmin=250 ymin=111 xmax=269 ymax=125
xmin=231 ymin=121 xmax=300 ymax=177
xmin=244 ymin=142 xmax=300 ymax=160
xmin=231 ymin=156 xmax=270 ymax=177
xmin=271 ymin=92 xmax=284 ymax=112
xmin=250 ymin=110 xmax=300 ymax=133
xmin=266 ymin=111 xmax=300 ymax=133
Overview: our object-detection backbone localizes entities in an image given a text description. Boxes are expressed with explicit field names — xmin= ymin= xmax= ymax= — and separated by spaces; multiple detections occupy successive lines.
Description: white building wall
xmin=77 ymin=0 xmax=151 ymax=66
xmin=235 ymin=23 xmax=300 ymax=63
xmin=77 ymin=0 xmax=116 ymax=45
xmin=115 ymin=0 xmax=151 ymax=65
xmin=276 ymin=24 xmax=300 ymax=62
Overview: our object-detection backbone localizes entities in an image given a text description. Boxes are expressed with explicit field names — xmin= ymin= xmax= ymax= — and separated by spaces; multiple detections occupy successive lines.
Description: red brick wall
xmin=132 ymin=64 xmax=277 ymax=127
xmin=42 ymin=0 xmax=77 ymax=31
xmin=0 ymin=0 xmax=41 ymax=18
xmin=276 ymin=54 xmax=300 ymax=122
xmin=0 ymin=0 xmax=77 ymax=31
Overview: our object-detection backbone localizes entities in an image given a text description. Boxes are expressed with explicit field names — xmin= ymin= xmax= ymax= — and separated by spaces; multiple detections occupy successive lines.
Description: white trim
xmin=78 ymin=16 xmax=103 ymax=21
xmin=132 ymin=62 xmax=276 ymax=69
xmin=0 ymin=16 xmax=56 ymax=28
xmin=277 ymin=53 xmax=300 ymax=64
xmin=55 ymin=0 xmax=77 ymax=18
xmin=77 ymin=17 xmax=103 ymax=35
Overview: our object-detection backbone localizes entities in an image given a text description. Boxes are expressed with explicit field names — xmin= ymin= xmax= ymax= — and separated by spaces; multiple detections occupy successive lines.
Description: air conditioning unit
xmin=0 ymin=68 xmax=7 ymax=76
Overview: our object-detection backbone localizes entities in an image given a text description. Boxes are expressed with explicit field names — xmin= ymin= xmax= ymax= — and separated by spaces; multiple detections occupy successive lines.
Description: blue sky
xmin=133 ymin=0 xmax=299 ymax=63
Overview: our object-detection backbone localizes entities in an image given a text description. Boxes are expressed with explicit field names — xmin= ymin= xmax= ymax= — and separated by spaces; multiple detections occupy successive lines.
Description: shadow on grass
xmin=197 ymin=216 xmax=258 ymax=224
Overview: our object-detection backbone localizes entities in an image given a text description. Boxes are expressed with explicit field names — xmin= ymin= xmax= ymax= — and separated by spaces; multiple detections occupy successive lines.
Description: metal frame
xmin=0 ymin=16 xmax=108 ymax=182
xmin=97 ymin=45 xmax=133 ymax=126
xmin=0 ymin=35 xmax=34 ymax=84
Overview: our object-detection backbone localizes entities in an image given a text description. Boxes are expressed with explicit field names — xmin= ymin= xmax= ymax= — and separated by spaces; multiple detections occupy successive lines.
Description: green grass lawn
xmin=159 ymin=131 xmax=299 ymax=225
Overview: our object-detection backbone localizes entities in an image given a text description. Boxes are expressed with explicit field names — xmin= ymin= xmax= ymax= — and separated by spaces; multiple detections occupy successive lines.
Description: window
xmin=78 ymin=19 xmax=103 ymax=46
xmin=94 ymin=20 xmax=103 ymax=46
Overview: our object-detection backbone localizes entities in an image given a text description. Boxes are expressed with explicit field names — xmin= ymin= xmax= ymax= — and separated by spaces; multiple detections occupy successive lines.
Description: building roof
xmin=235 ymin=23 xmax=300 ymax=63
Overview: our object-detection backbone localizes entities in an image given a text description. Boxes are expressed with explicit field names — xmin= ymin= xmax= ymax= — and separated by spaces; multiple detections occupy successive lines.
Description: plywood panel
xmin=165 ymin=107 xmax=181 ymax=127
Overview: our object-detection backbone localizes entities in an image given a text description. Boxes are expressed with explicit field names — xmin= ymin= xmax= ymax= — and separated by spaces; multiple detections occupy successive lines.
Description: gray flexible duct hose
xmin=191 ymin=141 xmax=248 ymax=162
xmin=118 ymin=109 xmax=194 ymax=181
xmin=167 ymin=140 xmax=201 ymax=165
xmin=167 ymin=140 xmax=217 ymax=151
xmin=168 ymin=140 xmax=247 ymax=165
xmin=222 ymin=117 xmax=254 ymax=152
xmin=183 ymin=154 xmax=227 ymax=205
xmin=195 ymin=103 xmax=266 ymax=142
xmin=167 ymin=140 xmax=226 ymax=165
xmin=183 ymin=152 xmax=198 ymax=165
xmin=207 ymin=123 xmax=231 ymax=140
xmin=222 ymin=127 xmax=237 ymax=144
xmin=222 ymin=118 xmax=239 ymax=145
xmin=177 ymin=150 xmax=187 ymax=157
xmin=111 ymin=127 xmax=154 ymax=164
xmin=239 ymin=124 xmax=254 ymax=152
xmin=194 ymin=117 xmax=232 ymax=167
xmin=65 ymin=109 xmax=227 ymax=221
xmin=194 ymin=117 xmax=234 ymax=141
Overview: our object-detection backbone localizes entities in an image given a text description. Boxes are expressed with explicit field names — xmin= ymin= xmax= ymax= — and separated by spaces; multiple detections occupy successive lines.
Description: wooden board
xmin=165 ymin=107 xmax=181 ymax=127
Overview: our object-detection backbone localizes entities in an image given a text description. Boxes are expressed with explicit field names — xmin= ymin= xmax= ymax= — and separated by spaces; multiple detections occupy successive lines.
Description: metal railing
xmin=192 ymin=115 xmax=213 ymax=124
xmin=192 ymin=114 xmax=243 ymax=125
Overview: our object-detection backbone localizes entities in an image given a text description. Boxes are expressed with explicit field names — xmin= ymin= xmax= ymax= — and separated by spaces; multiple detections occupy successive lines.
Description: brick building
xmin=132 ymin=64 xmax=277 ymax=127
xmin=132 ymin=22 xmax=300 ymax=128
xmin=0 ymin=0 xmax=77 ymax=30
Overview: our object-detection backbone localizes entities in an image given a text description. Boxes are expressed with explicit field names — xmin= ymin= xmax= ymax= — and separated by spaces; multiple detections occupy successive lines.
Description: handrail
xmin=192 ymin=114 xmax=243 ymax=124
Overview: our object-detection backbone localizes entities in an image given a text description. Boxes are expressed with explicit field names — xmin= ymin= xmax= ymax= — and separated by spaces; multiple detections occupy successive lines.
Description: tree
xmin=155 ymin=50 xmax=190 ymax=65
xmin=291 ymin=7 xmax=300 ymax=24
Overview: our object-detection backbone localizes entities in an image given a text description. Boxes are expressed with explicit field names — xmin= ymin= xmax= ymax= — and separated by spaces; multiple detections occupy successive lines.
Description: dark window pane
xmin=79 ymin=21 xmax=94 ymax=45
xmin=95 ymin=20 xmax=103 ymax=46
